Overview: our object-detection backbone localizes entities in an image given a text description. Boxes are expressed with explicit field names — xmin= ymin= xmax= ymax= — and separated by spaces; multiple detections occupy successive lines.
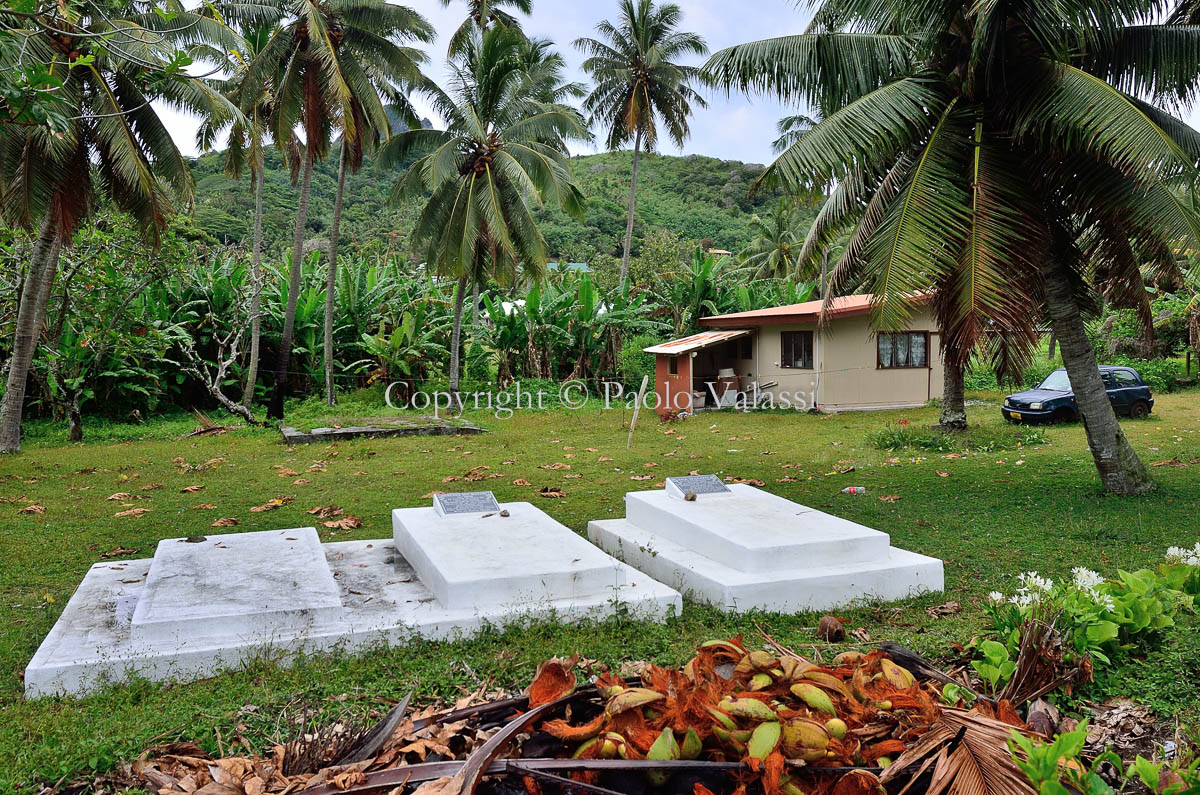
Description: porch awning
xmin=642 ymin=329 xmax=751 ymax=355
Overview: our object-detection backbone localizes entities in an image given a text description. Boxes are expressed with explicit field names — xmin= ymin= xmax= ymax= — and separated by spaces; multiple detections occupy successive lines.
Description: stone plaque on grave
xmin=433 ymin=490 xmax=500 ymax=516
xmin=665 ymin=474 xmax=731 ymax=500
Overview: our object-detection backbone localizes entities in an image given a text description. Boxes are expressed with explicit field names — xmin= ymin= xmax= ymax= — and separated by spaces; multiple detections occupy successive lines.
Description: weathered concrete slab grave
xmin=25 ymin=493 xmax=679 ymax=697
xmin=588 ymin=479 xmax=943 ymax=613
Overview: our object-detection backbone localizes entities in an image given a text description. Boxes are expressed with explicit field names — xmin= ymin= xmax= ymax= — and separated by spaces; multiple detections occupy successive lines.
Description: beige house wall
xmin=747 ymin=305 xmax=944 ymax=411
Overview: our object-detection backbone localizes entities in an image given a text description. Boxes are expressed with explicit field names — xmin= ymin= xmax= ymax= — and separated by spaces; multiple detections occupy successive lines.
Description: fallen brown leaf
xmin=18 ymin=503 xmax=46 ymax=514
xmin=114 ymin=507 xmax=151 ymax=518
xmin=323 ymin=515 xmax=362 ymax=530
xmin=100 ymin=546 xmax=138 ymax=558
xmin=192 ymin=503 xmax=217 ymax=510
xmin=106 ymin=492 xmax=132 ymax=501
xmin=307 ymin=505 xmax=344 ymax=519
xmin=181 ymin=485 xmax=205 ymax=493
xmin=512 ymin=478 xmax=532 ymax=486
xmin=139 ymin=483 xmax=163 ymax=492
xmin=249 ymin=497 xmax=294 ymax=513
xmin=211 ymin=517 xmax=240 ymax=527
xmin=879 ymin=494 xmax=901 ymax=503
xmin=538 ymin=486 xmax=566 ymax=498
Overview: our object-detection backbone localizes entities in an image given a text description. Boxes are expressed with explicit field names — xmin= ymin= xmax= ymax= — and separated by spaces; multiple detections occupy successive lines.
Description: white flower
xmin=988 ymin=591 xmax=1005 ymax=603
xmin=1166 ymin=544 xmax=1200 ymax=566
xmin=1018 ymin=571 xmax=1054 ymax=592
xmin=1072 ymin=567 xmax=1104 ymax=591
xmin=1097 ymin=594 xmax=1116 ymax=612
xmin=1008 ymin=588 xmax=1038 ymax=607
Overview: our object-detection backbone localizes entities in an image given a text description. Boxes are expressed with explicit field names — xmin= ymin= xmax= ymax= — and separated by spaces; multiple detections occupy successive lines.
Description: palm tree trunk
xmin=268 ymin=151 xmax=314 ymax=420
xmin=471 ymin=281 xmax=480 ymax=326
xmin=819 ymin=251 xmax=828 ymax=298
xmin=0 ymin=214 xmax=61 ymax=453
xmin=324 ymin=142 xmax=347 ymax=407
xmin=619 ymin=129 xmax=642 ymax=283
xmin=1042 ymin=256 xmax=1154 ymax=494
xmin=242 ymin=164 xmax=265 ymax=408
xmin=448 ymin=275 xmax=468 ymax=410
xmin=938 ymin=358 xmax=967 ymax=430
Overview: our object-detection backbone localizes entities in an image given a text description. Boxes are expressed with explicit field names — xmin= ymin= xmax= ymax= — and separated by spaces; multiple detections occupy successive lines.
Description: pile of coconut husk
xmin=111 ymin=637 xmax=1048 ymax=795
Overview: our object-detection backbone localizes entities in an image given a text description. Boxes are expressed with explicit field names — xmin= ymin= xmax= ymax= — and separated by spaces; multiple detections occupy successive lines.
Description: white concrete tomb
xmin=25 ymin=494 xmax=680 ymax=698
xmin=588 ymin=478 xmax=943 ymax=613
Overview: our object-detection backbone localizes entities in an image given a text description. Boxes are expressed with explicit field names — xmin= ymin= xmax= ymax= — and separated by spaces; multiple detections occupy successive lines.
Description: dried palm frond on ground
xmin=127 ymin=640 xmax=1028 ymax=795
xmin=999 ymin=613 xmax=1090 ymax=706
xmin=879 ymin=708 xmax=1036 ymax=795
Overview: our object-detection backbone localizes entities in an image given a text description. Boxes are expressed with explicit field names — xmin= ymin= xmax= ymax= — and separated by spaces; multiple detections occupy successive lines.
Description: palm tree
xmin=322 ymin=54 xmax=430 ymax=407
xmin=0 ymin=1 xmax=239 ymax=453
xmin=378 ymin=26 xmax=586 ymax=405
xmin=234 ymin=0 xmax=433 ymax=419
xmin=196 ymin=21 xmax=285 ymax=410
xmin=707 ymin=0 xmax=1200 ymax=495
xmin=575 ymin=0 xmax=707 ymax=282
xmin=439 ymin=0 xmax=531 ymax=55
xmin=738 ymin=198 xmax=812 ymax=280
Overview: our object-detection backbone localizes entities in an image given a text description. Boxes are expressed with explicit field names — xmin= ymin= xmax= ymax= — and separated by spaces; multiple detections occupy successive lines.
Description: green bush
xmin=618 ymin=333 xmax=661 ymax=388
xmin=1107 ymin=356 xmax=1183 ymax=392
xmin=867 ymin=423 xmax=1048 ymax=453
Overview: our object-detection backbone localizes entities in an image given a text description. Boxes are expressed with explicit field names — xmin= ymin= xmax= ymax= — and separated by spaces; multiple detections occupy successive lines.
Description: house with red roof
xmin=643 ymin=294 xmax=944 ymax=414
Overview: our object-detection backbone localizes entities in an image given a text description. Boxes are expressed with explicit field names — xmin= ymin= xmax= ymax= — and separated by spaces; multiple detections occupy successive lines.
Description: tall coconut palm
xmin=738 ymin=198 xmax=810 ymax=280
xmin=707 ymin=0 xmax=1200 ymax=494
xmin=322 ymin=55 xmax=430 ymax=406
xmin=233 ymin=0 xmax=433 ymax=419
xmin=378 ymin=26 xmax=586 ymax=405
xmin=0 ymin=1 xmax=240 ymax=453
xmin=196 ymin=21 xmax=286 ymax=410
xmin=575 ymin=0 xmax=707 ymax=282
xmin=439 ymin=0 xmax=531 ymax=55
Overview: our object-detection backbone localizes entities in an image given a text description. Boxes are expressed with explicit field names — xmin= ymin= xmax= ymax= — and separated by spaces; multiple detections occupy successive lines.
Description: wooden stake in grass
xmin=627 ymin=375 xmax=649 ymax=450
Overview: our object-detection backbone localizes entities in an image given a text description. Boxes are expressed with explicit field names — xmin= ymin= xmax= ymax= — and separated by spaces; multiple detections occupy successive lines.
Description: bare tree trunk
xmin=268 ymin=152 xmax=314 ymax=420
xmin=67 ymin=392 xmax=82 ymax=442
xmin=1042 ymin=256 xmax=1154 ymax=495
xmin=0 ymin=215 xmax=61 ymax=453
xmin=1046 ymin=331 xmax=1057 ymax=360
xmin=938 ymin=358 xmax=967 ymax=430
xmin=619 ymin=129 xmax=642 ymax=283
xmin=448 ymin=275 xmax=467 ymax=410
xmin=242 ymin=164 xmax=265 ymax=408
xmin=324 ymin=142 xmax=347 ymax=407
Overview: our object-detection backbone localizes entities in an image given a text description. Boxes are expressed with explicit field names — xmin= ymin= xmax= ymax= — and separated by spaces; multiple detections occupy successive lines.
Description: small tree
xmin=575 ymin=0 xmax=707 ymax=282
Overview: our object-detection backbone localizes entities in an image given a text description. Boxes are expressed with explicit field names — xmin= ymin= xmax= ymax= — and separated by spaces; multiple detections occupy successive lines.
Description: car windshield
xmin=1038 ymin=371 xmax=1072 ymax=392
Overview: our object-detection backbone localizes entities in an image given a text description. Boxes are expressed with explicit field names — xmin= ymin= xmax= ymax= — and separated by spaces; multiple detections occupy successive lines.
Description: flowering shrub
xmin=981 ymin=550 xmax=1200 ymax=689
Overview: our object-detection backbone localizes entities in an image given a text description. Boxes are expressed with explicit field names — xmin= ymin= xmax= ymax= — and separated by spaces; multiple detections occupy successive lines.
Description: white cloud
xmin=160 ymin=0 xmax=1200 ymax=171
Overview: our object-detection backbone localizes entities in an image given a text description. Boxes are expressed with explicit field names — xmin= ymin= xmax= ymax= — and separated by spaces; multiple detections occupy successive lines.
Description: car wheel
xmin=1052 ymin=407 xmax=1076 ymax=424
xmin=1129 ymin=400 xmax=1150 ymax=419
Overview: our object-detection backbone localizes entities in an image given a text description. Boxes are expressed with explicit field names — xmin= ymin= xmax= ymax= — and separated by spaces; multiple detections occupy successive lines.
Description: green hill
xmin=188 ymin=147 xmax=794 ymax=265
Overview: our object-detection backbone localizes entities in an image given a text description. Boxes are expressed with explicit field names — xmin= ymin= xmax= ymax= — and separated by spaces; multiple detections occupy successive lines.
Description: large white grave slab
xmin=589 ymin=481 xmax=943 ymax=613
xmin=393 ymin=499 xmax=625 ymax=609
xmin=131 ymin=529 xmax=343 ymax=644
xmin=26 ymin=499 xmax=680 ymax=698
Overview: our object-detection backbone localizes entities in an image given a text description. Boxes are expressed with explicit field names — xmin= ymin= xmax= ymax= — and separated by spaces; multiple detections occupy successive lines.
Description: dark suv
xmin=1002 ymin=366 xmax=1154 ymax=424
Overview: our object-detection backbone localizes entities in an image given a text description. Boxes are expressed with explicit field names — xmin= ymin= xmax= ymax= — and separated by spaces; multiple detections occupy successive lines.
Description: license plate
xmin=1009 ymin=411 xmax=1021 ymax=419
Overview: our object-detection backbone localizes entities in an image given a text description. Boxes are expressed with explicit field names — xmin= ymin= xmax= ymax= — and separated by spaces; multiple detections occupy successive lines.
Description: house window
xmin=739 ymin=337 xmax=753 ymax=360
xmin=877 ymin=332 xmax=929 ymax=368
xmin=780 ymin=331 xmax=813 ymax=369
xmin=668 ymin=356 xmax=679 ymax=375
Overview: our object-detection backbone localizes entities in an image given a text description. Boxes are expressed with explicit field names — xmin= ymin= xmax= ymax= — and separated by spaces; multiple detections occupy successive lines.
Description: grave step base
xmin=24 ymin=539 xmax=680 ymax=698
xmin=588 ymin=519 xmax=943 ymax=614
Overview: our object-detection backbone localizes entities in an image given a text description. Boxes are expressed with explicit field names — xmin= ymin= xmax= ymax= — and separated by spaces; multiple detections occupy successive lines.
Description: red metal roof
xmin=698 ymin=293 xmax=929 ymax=327
xmin=642 ymin=329 xmax=750 ymax=355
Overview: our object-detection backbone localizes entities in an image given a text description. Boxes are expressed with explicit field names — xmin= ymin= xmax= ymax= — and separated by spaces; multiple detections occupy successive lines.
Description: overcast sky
xmin=162 ymin=0 xmax=1200 ymax=165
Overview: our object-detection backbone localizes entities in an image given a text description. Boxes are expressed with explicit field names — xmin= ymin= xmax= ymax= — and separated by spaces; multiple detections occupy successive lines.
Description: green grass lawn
xmin=4 ymin=392 xmax=1200 ymax=789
